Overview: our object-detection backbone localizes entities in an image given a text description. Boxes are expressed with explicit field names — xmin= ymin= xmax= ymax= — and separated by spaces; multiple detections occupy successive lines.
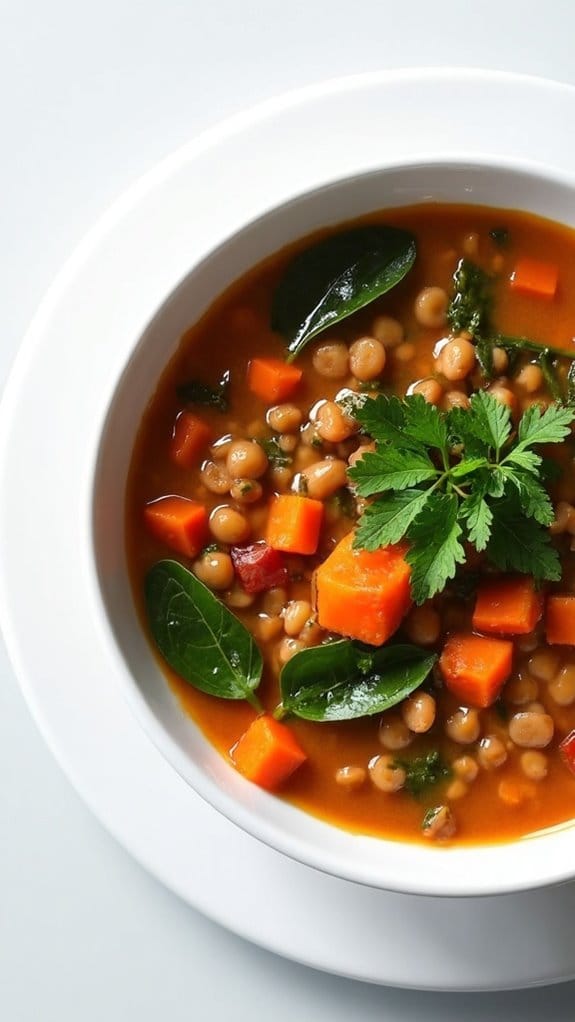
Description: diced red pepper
xmin=231 ymin=542 xmax=288 ymax=594
xmin=560 ymin=730 xmax=575 ymax=775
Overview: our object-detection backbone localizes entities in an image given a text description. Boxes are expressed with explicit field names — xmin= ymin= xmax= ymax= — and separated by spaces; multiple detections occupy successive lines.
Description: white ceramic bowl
xmin=5 ymin=69 xmax=575 ymax=901
xmin=92 ymin=155 xmax=575 ymax=897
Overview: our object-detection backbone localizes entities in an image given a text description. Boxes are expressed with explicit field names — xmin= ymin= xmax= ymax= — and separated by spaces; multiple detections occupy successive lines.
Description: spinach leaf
xmin=272 ymin=226 xmax=416 ymax=361
xmin=145 ymin=560 xmax=262 ymax=706
xmin=447 ymin=259 xmax=492 ymax=338
xmin=279 ymin=640 xmax=436 ymax=721
xmin=177 ymin=369 xmax=230 ymax=412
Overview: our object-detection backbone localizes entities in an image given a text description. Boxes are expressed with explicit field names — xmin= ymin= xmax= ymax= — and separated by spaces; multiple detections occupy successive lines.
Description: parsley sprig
xmin=348 ymin=392 xmax=574 ymax=604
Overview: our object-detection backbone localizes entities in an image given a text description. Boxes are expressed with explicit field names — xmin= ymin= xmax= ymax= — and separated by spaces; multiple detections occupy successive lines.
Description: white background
xmin=2 ymin=1 xmax=575 ymax=1018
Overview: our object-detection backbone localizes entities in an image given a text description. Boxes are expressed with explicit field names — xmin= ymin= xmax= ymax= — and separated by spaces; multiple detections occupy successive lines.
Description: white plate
xmin=3 ymin=68 xmax=575 ymax=989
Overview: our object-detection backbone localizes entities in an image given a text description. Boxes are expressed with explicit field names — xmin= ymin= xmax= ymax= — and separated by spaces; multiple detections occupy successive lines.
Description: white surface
xmin=3 ymin=1 xmax=575 ymax=1018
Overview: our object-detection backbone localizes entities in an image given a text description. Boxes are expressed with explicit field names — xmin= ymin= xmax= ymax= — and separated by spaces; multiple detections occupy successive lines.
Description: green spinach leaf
xmin=271 ymin=226 xmax=416 ymax=361
xmin=279 ymin=640 xmax=436 ymax=722
xmin=145 ymin=560 xmax=262 ymax=706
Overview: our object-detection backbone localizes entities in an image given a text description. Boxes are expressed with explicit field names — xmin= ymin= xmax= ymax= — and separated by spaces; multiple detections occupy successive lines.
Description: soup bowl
xmin=92 ymin=148 xmax=575 ymax=897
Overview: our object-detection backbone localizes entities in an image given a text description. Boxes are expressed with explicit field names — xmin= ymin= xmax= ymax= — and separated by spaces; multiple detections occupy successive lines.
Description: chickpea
xmin=267 ymin=403 xmax=303 ymax=434
xmin=422 ymin=804 xmax=456 ymax=840
xmin=278 ymin=434 xmax=298 ymax=453
xmin=300 ymin=422 xmax=323 ymax=449
xmin=401 ymin=692 xmax=436 ymax=734
xmin=335 ymin=765 xmax=366 ymax=790
xmin=528 ymin=650 xmax=560 ymax=682
xmin=414 ymin=286 xmax=448 ymax=328
xmin=255 ymin=615 xmax=284 ymax=642
xmin=278 ymin=637 xmax=305 ymax=664
xmin=270 ymin=466 xmax=293 ymax=492
xmin=349 ymin=336 xmax=387 ymax=381
xmin=550 ymin=501 xmax=575 ymax=535
xmin=369 ymin=754 xmax=406 ymax=793
xmin=508 ymin=711 xmax=554 ymax=748
xmin=505 ymin=673 xmax=539 ymax=705
xmin=379 ymin=715 xmax=412 ymax=751
xmin=452 ymin=755 xmax=479 ymax=784
xmin=316 ymin=401 xmax=357 ymax=443
xmin=442 ymin=390 xmax=470 ymax=411
xmin=229 ymin=478 xmax=263 ymax=505
xmin=521 ymin=750 xmax=548 ymax=781
xmin=463 ymin=232 xmax=479 ymax=258
xmin=312 ymin=341 xmax=350 ymax=379
xmin=193 ymin=551 xmax=234 ymax=591
xmin=262 ymin=587 xmax=288 ymax=617
xmin=411 ymin=377 xmax=443 ymax=405
xmin=446 ymin=779 xmax=468 ymax=800
xmin=440 ymin=337 xmax=476 ymax=382
xmin=487 ymin=384 xmax=517 ymax=413
xmin=210 ymin=435 xmax=234 ymax=460
xmin=516 ymin=363 xmax=544 ymax=394
xmin=300 ymin=458 xmax=347 ymax=500
xmin=549 ymin=664 xmax=575 ymax=706
xmin=477 ymin=735 xmax=508 ymax=770
xmin=283 ymin=599 xmax=313 ymax=637
xmin=224 ymin=585 xmax=255 ymax=609
xmin=226 ymin=440 xmax=268 ymax=480
xmin=445 ymin=707 xmax=480 ymax=745
xmin=200 ymin=460 xmax=232 ymax=495
xmin=404 ymin=605 xmax=441 ymax=646
xmin=491 ymin=347 xmax=509 ymax=374
xmin=516 ymin=631 xmax=540 ymax=653
xmin=371 ymin=315 xmax=404 ymax=349
xmin=209 ymin=505 xmax=250 ymax=545
xmin=393 ymin=342 xmax=416 ymax=363
xmin=348 ymin=442 xmax=375 ymax=469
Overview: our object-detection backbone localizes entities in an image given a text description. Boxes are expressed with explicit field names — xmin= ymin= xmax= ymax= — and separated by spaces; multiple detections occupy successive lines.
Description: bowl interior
xmin=92 ymin=160 xmax=575 ymax=896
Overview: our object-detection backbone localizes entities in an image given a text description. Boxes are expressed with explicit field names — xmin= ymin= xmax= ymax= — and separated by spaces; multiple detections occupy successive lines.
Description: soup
xmin=126 ymin=203 xmax=575 ymax=845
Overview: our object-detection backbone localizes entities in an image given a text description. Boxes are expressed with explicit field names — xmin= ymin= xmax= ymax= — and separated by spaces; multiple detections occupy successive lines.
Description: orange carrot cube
xmin=247 ymin=358 xmax=303 ymax=403
xmin=170 ymin=412 xmax=212 ymax=469
xmin=266 ymin=495 xmax=323 ymax=555
xmin=231 ymin=715 xmax=306 ymax=790
xmin=440 ymin=633 xmax=513 ymax=708
xmin=546 ymin=595 xmax=575 ymax=645
xmin=315 ymin=532 xmax=412 ymax=646
xmin=144 ymin=496 xmax=209 ymax=559
xmin=472 ymin=576 xmax=543 ymax=635
xmin=510 ymin=258 xmax=558 ymax=299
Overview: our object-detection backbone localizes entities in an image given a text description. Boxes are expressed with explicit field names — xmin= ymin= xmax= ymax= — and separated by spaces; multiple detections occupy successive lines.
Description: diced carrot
xmin=247 ymin=358 xmax=303 ymax=403
xmin=170 ymin=411 xmax=212 ymax=469
xmin=315 ymin=532 xmax=412 ymax=646
xmin=545 ymin=594 xmax=575 ymax=645
xmin=472 ymin=575 xmax=543 ymax=635
xmin=231 ymin=714 xmax=307 ymax=790
xmin=266 ymin=494 xmax=323 ymax=555
xmin=439 ymin=633 xmax=513 ymax=708
xmin=510 ymin=258 xmax=558 ymax=299
xmin=144 ymin=496 xmax=209 ymax=559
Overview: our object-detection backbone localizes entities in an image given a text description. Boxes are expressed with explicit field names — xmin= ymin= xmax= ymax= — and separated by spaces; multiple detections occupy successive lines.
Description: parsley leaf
xmin=348 ymin=448 xmax=438 ymax=496
xmin=406 ymin=493 xmax=466 ymax=603
xmin=354 ymin=490 xmax=432 ymax=549
xmin=348 ymin=392 xmax=575 ymax=603
xmin=486 ymin=493 xmax=561 ymax=581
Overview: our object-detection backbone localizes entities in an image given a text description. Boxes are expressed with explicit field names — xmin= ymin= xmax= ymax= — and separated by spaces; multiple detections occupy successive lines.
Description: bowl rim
xmin=90 ymin=156 xmax=575 ymax=898
xmin=4 ymin=68 xmax=575 ymax=900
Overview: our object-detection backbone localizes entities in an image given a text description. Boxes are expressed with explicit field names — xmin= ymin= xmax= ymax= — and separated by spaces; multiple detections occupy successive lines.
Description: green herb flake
xmin=397 ymin=750 xmax=450 ymax=797
xmin=447 ymin=259 xmax=492 ymax=338
xmin=177 ymin=369 xmax=231 ymax=412
xmin=256 ymin=436 xmax=292 ymax=467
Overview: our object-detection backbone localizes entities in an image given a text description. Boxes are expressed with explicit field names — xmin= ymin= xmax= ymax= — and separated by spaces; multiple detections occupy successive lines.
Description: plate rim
xmin=4 ymin=66 xmax=575 ymax=986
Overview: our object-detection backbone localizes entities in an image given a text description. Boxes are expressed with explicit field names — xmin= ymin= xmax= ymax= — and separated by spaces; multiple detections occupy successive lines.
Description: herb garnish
xmin=257 ymin=436 xmax=292 ymax=467
xmin=177 ymin=369 xmax=231 ymax=412
xmin=348 ymin=392 xmax=574 ymax=603
xmin=396 ymin=750 xmax=450 ymax=796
